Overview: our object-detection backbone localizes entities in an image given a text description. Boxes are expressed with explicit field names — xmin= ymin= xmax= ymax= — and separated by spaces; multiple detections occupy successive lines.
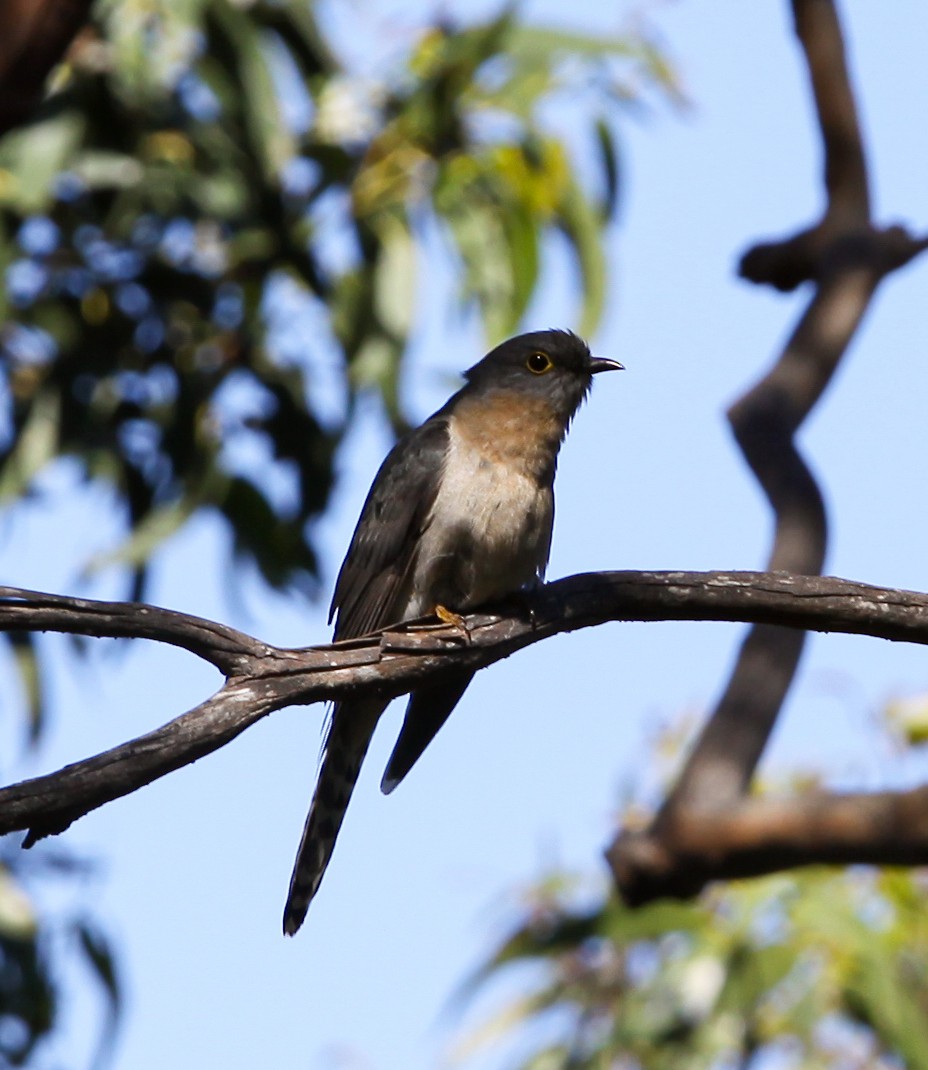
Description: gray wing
xmin=330 ymin=416 xmax=449 ymax=641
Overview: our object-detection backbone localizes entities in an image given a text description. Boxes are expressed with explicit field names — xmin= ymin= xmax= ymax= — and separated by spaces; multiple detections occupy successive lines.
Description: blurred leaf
xmin=210 ymin=1 xmax=295 ymax=182
xmin=451 ymin=206 xmax=508 ymax=338
xmin=0 ymin=388 xmax=60 ymax=504
xmin=82 ymin=488 xmax=204 ymax=577
xmin=77 ymin=920 xmax=121 ymax=1070
xmin=844 ymin=939 xmax=928 ymax=1066
xmin=0 ymin=110 xmax=87 ymax=212
xmin=373 ymin=214 xmax=416 ymax=339
xmin=595 ymin=117 xmax=621 ymax=219
xmin=350 ymin=335 xmax=403 ymax=410
xmin=0 ymin=862 xmax=52 ymax=1067
xmin=73 ymin=150 xmax=144 ymax=190
xmin=557 ymin=176 xmax=607 ymax=338
xmin=509 ymin=24 xmax=652 ymax=61
xmin=501 ymin=202 xmax=539 ymax=325
xmin=7 ymin=631 xmax=45 ymax=747
xmin=601 ymin=897 xmax=707 ymax=942
xmin=0 ymin=868 xmax=37 ymax=939
xmin=221 ymin=475 xmax=318 ymax=592
xmin=717 ymin=941 xmax=797 ymax=1015
xmin=885 ymin=692 xmax=928 ymax=745
xmin=254 ymin=0 xmax=339 ymax=81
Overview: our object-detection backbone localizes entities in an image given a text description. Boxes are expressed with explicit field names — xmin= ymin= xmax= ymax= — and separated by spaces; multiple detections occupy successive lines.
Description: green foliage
xmin=0 ymin=846 xmax=119 ymax=1067
xmin=460 ymin=866 xmax=928 ymax=1069
xmin=0 ymin=4 xmax=678 ymax=1064
xmin=0 ymin=0 xmax=676 ymax=603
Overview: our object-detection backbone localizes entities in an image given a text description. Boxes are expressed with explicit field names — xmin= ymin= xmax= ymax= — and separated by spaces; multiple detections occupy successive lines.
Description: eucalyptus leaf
xmin=0 ymin=389 xmax=60 ymax=503
xmin=557 ymin=176 xmax=607 ymax=337
xmin=8 ymin=631 xmax=45 ymax=747
xmin=373 ymin=216 xmax=416 ymax=338
xmin=0 ymin=110 xmax=87 ymax=212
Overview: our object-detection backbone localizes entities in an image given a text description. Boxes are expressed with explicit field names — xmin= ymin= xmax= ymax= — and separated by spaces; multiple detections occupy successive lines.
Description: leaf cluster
xmin=462 ymin=866 xmax=928 ymax=1070
xmin=0 ymin=0 xmax=675 ymax=603
xmin=0 ymin=844 xmax=118 ymax=1068
xmin=0 ymin=5 xmax=678 ymax=1064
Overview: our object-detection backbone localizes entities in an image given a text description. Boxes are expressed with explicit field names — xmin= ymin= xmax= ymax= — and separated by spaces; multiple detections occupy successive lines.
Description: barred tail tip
xmin=282 ymin=846 xmax=327 ymax=936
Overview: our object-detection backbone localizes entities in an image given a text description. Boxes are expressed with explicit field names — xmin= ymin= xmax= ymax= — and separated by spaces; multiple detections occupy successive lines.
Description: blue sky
xmin=4 ymin=2 xmax=928 ymax=1068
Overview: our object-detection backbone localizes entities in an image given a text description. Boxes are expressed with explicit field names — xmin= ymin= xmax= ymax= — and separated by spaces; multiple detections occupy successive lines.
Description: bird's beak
xmin=590 ymin=357 xmax=624 ymax=374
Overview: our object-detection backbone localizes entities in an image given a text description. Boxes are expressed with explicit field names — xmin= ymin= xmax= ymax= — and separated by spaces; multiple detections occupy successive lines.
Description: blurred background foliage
xmin=462 ymin=865 xmax=928 ymax=1070
xmin=13 ymin=5 xmax=928 ymax=1070
xmin=0 ymin=0 xmax=678 ymax=610
xmin=0 ymin=1 xmax=678 ymax=1063
xmin=460 ymin=742 xmax=928 ymax=1070
xmin=0 ymin=842 xmax=118 ymax=1068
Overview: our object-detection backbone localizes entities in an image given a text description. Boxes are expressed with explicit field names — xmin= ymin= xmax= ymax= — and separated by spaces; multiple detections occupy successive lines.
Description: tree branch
xmin=609 ymin=786 xmax=928 ymax=905
xmin=796 ymin=0 xmax=869 ymax=225
xmin=668 ymin=0 xmax=874 ymax=819
xmin=3 ymin=570 xmax=928 ymax=846
xmin=0 ymin=586 xmax=270 ymax=674
xmin=606 ymin=0 xmax=928 ymax=908
xmin=648 ymin=0 xmax=925 ymax=817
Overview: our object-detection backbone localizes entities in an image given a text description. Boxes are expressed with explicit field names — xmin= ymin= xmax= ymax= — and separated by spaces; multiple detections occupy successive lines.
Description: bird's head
xmin=463 ymin=329 xmax=623 ymax=426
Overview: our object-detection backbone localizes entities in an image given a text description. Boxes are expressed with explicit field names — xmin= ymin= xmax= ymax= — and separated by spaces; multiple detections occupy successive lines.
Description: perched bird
xmin=283 ymin=329 xmax=622 ymax=935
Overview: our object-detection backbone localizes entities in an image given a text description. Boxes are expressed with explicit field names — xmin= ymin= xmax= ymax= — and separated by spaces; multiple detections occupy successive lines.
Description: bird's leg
xmin=434 ymin=603 xmax=465 ymax=627
xmin=434 ymin=603 xmax=471 ymax=643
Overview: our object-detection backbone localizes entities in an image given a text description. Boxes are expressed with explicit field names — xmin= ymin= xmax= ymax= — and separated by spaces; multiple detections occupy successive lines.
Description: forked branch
xmin=2 ymin=570 xmax=928 ymax=852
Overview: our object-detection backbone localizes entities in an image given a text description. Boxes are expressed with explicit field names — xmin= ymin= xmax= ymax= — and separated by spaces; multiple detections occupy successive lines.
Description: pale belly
xmin=405 ymin=436 xmax=553 ymax=617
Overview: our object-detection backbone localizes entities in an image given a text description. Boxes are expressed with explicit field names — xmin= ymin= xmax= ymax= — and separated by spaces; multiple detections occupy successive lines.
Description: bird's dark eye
xmin=526 ymin=351 xmax=553 ymax=375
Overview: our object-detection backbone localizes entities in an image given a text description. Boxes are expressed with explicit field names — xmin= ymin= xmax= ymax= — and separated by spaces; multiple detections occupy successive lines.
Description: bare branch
xmin=606 ymin=2 xmax=928 ymax=911
xmin=12 ymin=683 xmax=283 ymax=847
xmin=795 ymin=0 xmax=869 ymax=224
xmin=649 ymin=0 xmax=928 ymax=826
xmin=665 ymin=263 xmax=873 ymax=813
xmin=3 ymin=570 xmax=928 ymax=845
xmin=0 ymin=586 xmax=270 ymax=674
xmin=738 ymin=0 xmax=876 ymax=294
xmin=609 ymin=785 xmax=928 ymax=905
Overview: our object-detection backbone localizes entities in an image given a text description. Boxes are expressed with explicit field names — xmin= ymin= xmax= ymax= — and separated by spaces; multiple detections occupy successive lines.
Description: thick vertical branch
xmin=607 ymin=0 xmax=928 ymax=901
xmin=664 ymin=260 xmax=877 ymax=811
xmin=657 ymin=0 xmax=872 ymax=816
xmin=797 ymin=0 xmax=869 ymax=223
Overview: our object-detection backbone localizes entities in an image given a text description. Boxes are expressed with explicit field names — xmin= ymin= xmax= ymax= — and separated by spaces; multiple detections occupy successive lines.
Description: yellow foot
xmin=434 ymin=603 xmax=467 ymax=629
xmin=435 ymin=604 xmax=472 ymax=644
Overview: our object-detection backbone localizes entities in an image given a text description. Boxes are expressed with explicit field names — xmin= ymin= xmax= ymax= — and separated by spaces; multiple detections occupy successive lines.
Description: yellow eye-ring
xmin=526 ymin=351 xmax=553 ymax=375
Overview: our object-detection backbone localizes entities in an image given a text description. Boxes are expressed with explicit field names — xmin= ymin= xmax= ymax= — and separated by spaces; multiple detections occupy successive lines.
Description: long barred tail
xmin=282 ymin=700 xmax=382 ymax=936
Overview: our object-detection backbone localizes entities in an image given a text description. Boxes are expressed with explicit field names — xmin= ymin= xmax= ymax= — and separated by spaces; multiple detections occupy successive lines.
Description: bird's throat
xmin=450 ymin=389 xmax=563 ymax=485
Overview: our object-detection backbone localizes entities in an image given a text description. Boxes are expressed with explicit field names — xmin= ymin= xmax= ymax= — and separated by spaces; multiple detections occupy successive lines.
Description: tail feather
xmin=282 ymin=701 xmax=382 ymax=936
xmin=380 ymin=671 xmax=473 ymax=795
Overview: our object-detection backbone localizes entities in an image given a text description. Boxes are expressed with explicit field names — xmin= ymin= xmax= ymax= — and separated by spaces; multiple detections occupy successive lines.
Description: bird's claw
xmin=434 ymin=603 xmax=471 ymax=644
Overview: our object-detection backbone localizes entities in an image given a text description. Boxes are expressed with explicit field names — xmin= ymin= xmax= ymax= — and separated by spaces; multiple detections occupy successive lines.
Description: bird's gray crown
xmin=462 ymin=329 xmax=603 ymax=423
xmin=464 ymin=329 xmax=592 ymax=382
